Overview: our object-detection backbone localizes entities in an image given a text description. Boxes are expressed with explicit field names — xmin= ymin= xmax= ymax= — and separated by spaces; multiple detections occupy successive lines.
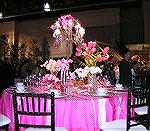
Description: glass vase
xmin=88 ymin=73 xmax=96 ymax=89
xmin=61 ymin=70 xmax=68 ymax=92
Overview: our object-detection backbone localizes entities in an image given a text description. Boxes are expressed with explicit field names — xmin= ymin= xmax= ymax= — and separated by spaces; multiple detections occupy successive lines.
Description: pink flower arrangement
xmin=41 ymin=58 xmax=73 ymax=74
xmin=75 ymin=41 xmax=110 ymax=67
xmin=41 ymin=59 xmax=60 ymax=73
xmin=51 ymin=14 xmax=85 ymax=47
xmin=57 ymin=58 xmax=73 ymax=71
xmin=43 ymin=74 xmax=59 ymax=84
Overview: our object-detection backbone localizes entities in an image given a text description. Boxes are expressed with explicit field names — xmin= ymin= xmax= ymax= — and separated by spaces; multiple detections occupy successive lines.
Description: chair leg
xmin=0 ymin=124 xmax=9 ymax=131
xmin=6 ymin=127 xmax=9 ymax=131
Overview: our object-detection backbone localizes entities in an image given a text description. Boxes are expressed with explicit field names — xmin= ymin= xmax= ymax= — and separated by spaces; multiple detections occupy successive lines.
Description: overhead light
xmin=44 ymin=3 xmax=50 ymax=11
xmin=0 ymin=12 xmax=3 ymax=19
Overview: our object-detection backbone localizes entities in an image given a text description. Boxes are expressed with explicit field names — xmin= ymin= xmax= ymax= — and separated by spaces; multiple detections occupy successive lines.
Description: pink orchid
xmin=88 ymin=41 xmax=96 ymax=48
xmin=81 ymin=43 xmax=87 ymax=49
xmin=66 ymin=14 xmax=73 ymax=20
xmin=43 ymin=74 xmax=49 ymax=83
xmin=85 ymin=47 xmax=89 ymax=53
xmin=51 ymin=25 xmax=56 ymax=30
xmin=75 ymin=48 xmax=82 ymax=56
xmin=90 ymin=48 xmax=96 ymax=54
xmin=102 ymin=47 xmax=110 ymax=54
xmin=57 ymin=18 xmax=62 ymax=24
xmin=75 ymin=52 xmax=80 ymax=56
xmin=68 ymin=59 xmax=73 ymax=63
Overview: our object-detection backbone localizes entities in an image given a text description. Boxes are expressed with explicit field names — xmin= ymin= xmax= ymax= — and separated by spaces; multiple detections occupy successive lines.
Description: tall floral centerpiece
xmin=41 ymin=58 xmax=72 ymax=92
xmin=51 ymin=14 xmax=85 ymax=48
xmin=75 ymin=41 xmax=110 ymax=87
xmin=50 ymin=14 xmax=110 ymax=89
xmin=41 ymin=59 xmax=60 ymax=75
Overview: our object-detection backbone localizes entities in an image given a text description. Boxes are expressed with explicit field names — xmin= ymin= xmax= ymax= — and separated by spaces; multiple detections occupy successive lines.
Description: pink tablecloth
xmin=0 ymin=88 xmax=128 ymax=131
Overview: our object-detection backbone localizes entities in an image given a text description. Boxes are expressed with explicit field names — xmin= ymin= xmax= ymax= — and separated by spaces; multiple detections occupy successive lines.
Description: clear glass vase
xmin=88 ymin=73 xmax=96 ymax=89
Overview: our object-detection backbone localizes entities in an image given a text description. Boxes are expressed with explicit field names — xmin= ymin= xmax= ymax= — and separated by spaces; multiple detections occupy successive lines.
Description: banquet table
xmin=0 ymin=86 xmax=128 ymax=131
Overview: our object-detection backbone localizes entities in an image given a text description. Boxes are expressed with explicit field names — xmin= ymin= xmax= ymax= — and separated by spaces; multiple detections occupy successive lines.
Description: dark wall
xmin=120 ymin=5 xmax=144 ymax=44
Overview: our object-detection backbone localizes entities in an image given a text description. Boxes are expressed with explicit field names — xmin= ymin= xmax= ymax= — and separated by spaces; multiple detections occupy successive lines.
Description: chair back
xmin=127 ymin=85 xmax=150 ymax=130
xmin=12 ymin=92 xmax=55 ymax=130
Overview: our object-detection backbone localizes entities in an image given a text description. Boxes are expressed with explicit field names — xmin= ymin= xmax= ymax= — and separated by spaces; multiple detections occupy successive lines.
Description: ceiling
xmin=0 ymin=0 xmax=140 ymax=17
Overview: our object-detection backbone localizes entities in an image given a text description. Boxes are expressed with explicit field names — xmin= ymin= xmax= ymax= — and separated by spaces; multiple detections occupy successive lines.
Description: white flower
xmin=41 ymin=59 xmax=60 ymax=73
xmin=74 ymin=23 xmax=81 ymax=29
xmin=84 ymin=66 xmax=90 ymax=74
xmin=55 ymin=21 xmax=61 ymax=27
xmin=79 ymin=27 xmax=85 ymax=37
xmin=75 ymin=68 xmax=84 ymax=78
xmin=68 ymin=19 xmax=74 ymax=28
xmin=55 ymin=78 xmax=59 ymax=83
xmin=69 ymin=72 xmax=76 ymax=80
xmin=89 ymin=66 xmax=102 ymax=74
xmin=54 ymin=28 xmax=61 ymax=35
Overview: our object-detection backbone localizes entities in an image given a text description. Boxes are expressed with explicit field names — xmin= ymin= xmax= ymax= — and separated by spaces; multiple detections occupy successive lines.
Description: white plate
xmin=113 ymin=88 xmax=128 ymax=92
xmin=47 ymin=92 xmax=68 ymax=98
xmin=115 ymin=88 xmax=124 ymax=90
xmin=90 ymin=92 xmax=110 ymax=97
xmin=16 ymin=89 xmax=28 ymax=93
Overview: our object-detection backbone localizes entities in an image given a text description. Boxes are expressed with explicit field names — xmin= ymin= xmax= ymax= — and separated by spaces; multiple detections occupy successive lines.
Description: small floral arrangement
xmin=41 ymin=59 xmax=60 ymax=74
xmin=51 ymin=14 xmax=85 ymax=47
xmin=75 ymin=41 xmax=110 ymax=67
xmin=43 ymin=74 xmax=59 ymax=85
xmin=70 ymin=66 xmax=102 ymax=80
xmin=57 ymin=58 xmax=73 ymax=71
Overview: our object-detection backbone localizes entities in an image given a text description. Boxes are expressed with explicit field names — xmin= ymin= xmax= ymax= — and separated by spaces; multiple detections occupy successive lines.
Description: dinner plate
xmin=115 ymin=88 xmax=124 ymax=90
xmin=90 ymin=92 xmax=111 ymax=97
xmin=113 ymin=88 xmax=128 ymax=91
xmin=16 ymin=89 xmax=27 ymax=93
xmin=55 ymin=93 xmax=68 ymax=98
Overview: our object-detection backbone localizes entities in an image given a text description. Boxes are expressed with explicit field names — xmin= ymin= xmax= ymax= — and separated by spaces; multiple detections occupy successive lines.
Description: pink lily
xmin=102 ymin=47 xmax=110 ymax=54
xmin=96 ymin=55 xmax=102 ymax=62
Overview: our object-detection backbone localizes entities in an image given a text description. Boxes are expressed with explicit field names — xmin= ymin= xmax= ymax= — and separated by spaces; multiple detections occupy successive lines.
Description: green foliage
xmin=41 ymin=37 xmax=50 ymax=61
xmin=0 ymin=34 xmax=51 ymax=64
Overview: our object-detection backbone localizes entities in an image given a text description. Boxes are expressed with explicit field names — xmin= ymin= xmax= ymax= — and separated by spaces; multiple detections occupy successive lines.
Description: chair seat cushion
xmin=0 ymin=114 xmax=11 ymax=127
xmin=25 ymin=127 xmax=67 ymax=131
xmin=100 ymin=119 xmax=147 ymax=131
xmin=134 ymin=106 xmax=148 ymax=115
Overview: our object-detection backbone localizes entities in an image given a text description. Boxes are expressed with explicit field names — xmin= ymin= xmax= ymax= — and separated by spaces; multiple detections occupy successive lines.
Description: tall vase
xmin=61 ymin=70 xmax=68 ymax=92
xmin=88 ymin=73 xmax=96 ymax=89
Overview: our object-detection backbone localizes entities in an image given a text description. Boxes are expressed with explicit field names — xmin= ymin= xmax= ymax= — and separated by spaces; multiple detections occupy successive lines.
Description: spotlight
xmin=44 ymin=3 xmax=50 ymax=11
xmin=0 ymin=12 xmax=3 ymax=18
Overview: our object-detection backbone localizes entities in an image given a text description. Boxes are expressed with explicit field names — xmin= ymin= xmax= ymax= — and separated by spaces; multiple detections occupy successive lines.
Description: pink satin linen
xmin=0 ymin=88 xmax=128 ymax=131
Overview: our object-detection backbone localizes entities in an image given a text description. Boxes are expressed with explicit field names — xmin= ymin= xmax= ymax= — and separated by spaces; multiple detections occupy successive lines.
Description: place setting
xmin=89 ymin=88 xmax=113 ymax=97
xmin=46 ymin=89 xmax=68 ymax=99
